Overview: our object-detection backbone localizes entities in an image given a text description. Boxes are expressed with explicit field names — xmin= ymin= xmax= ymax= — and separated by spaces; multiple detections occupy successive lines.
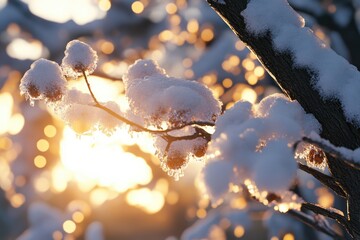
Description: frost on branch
xmin=62 ymin=40 xmax=98 ymax=78
xmin=19 ymin=58 xmax=67 ymax=105
xmin=202 ymin=94 xmax=321 ymax=207
xmin=123 ymin=59 xmax=222 ymax=128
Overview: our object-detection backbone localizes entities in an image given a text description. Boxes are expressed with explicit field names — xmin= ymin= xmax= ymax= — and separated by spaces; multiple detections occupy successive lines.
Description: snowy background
xmin=0 ymin=0 xmax=359 ymax=239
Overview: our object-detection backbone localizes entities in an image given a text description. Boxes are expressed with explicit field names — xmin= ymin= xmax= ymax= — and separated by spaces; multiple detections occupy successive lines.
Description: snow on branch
xmin=242 ymin=0 xmax=360 ymax=127
xmin=201 ymin=94 xmax=320 ymax=205
xmin=19 ymin=39 xmax=218 ymax=180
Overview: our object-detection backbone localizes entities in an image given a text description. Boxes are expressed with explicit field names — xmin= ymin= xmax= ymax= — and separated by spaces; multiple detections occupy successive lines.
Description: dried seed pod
xmin=44 ymin=88 xmax=63 ymax=102
xmin=27 ymin=84 xmax=40 ymax=99
xmin=166 ymin=151 xmax=187 ymax=170
xmin=308 ymin=148 xmax=326 ymax=165
xmin=266 ymin=193 xmax=281 ymax=203
xmin=193 ymin=141 xmax=208 ymax=158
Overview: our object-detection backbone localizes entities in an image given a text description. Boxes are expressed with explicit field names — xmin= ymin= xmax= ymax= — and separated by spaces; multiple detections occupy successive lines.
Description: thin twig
xmin=288 ymin=209 xmax=345 ymax=239
xmin=298 ymin=163 xmax=346 ymax=198
xmin=302 ymin=202 xmax=345 ymax=222
xmin=82 ymin=71 xmax=215 ymax=135
xmin=302 ymin=137 xmax=360 ymax=170
xmin=301 ymin=203 xmax=351 ymax=234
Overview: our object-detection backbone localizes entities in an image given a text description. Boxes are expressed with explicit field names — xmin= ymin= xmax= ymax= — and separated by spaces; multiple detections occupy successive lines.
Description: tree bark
xmin=206 ymin=0 xmax=360 ymax=238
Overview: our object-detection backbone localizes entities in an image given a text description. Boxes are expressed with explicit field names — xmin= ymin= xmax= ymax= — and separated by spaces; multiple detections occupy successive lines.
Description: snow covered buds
xmin=20 ymin=40 xmax=98 ymax=105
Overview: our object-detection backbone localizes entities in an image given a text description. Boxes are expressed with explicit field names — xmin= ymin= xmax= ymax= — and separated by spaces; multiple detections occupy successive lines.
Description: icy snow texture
xmin=123 ymin=59 xmax=221 ymax=128
xmin=203 ymin=94 xmax=321 ymax=202
xmin=51 ymin=89 xmax=122 ymax=134
xmin=62 ymin=40 xmax=98 ymax=78
xmin=155 ymin=130 xmax=209 ymax=180
xmin=19 ymin=58 xmax=67 ymax=103
xmin=242 ymin=0 xmax=360 ymax=126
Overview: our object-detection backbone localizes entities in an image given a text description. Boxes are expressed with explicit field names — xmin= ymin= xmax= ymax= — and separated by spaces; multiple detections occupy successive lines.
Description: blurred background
xmin=0 ymin=0 xmax=359 ymax=239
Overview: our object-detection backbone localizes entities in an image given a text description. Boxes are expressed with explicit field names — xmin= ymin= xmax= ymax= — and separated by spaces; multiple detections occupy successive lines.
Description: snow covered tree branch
xmin=207 ymin=0 xmax=360 ymax=238
xmin=16 ymin=0 xmax=360 ymax=238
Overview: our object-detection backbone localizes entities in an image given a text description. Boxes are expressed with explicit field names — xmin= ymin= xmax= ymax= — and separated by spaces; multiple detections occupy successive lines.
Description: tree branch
xmin=82 ymin=71 xmax=215 ymax=137
xmin=206 ymin=0 xmax=360 ymax=237
xmin=301 ymin=202 xmax=351 ymax=236
xmin=301 ymin=137 xmax=360 ymax=170
xmin=288 ymin=209 xmax=345 ymax=239
xmin=298 ymin=163 xmax=346 ymax=198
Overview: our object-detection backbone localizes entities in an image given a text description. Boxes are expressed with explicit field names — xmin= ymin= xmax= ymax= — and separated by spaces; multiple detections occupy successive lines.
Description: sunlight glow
xmin=23 ymin=0 xmax=107 ymax=25
xmin=63 ymin=220 xmax=76 ymax=234
xmin=0 ymin=0 xmax=6 ymax=10
xmin=126 ymin=188 xmax=165 ymax=214
xmin=59 ymin=127 xmax=153 ymax=193
xmin=0 ymin=93 xmax=13 ymax=135
xmin=0 ymin=92 xmax=24 ymax=135
xmin=6 ymin=38 xmax=47 ymax=60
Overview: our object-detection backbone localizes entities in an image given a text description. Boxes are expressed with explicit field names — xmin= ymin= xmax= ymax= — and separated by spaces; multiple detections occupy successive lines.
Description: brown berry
xmin=266 ymin=193 xmax=281 ymax=203
xmin=308 ymin=148 xmax=325 ymax=165
xmin=166 ymin=152 xmax=187 ymax=170
xmin=44 ymin=88 xmax=63 ymax=102
xmin=27 ymin=84 xmax=40 ymax=98
xmin=193 ymin=142 xmax=208 ymax=158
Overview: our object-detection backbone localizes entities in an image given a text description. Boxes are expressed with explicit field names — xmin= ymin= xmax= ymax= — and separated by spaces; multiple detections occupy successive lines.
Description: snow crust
xmin=203 ymin=94 xmax=321 ymax=202
xmin=242 ymin=0 xmax=360 ymax=126
xmin=62 ymin=40 xmax=98 ymax=78
xmin=123 ymin=59 xmax=222 ymax=128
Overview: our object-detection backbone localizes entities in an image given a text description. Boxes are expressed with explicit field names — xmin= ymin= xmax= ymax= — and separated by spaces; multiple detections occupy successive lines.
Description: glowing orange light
xmin=99 ymin=0 xmax=111 ymax=11
xmin=34 ymin=177 xmax=50 ymax=192
xmin=283 ymin=233 xmax=295 ymax=240
xmin=201 ymin=28 xmax=214 ymax=42
xmin=166 ymin=3 xmax=177 ymax=14
xmin=196 ymin=208 xmax=207 ymax=219
xmin=44 ymin=125 xmax=57 ymax=138
xmin=131 ymin=1 xmax=144 ymax=14
xmin=228 ymin=55 xmax=240 ymax=66
xmin=254 ymin=66 xmax=265 ymax=77
xmin=100 ymin=41 xmax=115 ymax=54
xmin=126 ymin=188 xmax=165 ymax=214
xmin=34 ymin=155 xmax=47 ymax=168
xmin=37 ymin=139 xmax=49 ymax=152
xmin=187 ymin=19 xmax=199 ymax=33
xmin=63 ymin=220 xmax=76 ymax=234
xmin=234 ymin=225 xmax=245 ymax=238
xmin=159 ymin=30 xmax=174 ymax=42
xmin=72 ymin=211 xmax=85 ymax=223
xmin=222 ymin=78 xmax=233 ymax=88
xmin=10 ymin=193 xmax=25 ymax=208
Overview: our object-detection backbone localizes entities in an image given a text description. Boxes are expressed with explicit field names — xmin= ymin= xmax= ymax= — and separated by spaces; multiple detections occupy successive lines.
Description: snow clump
xmin=202 ymin=94 xmax=321 ymax=203
xmin=20 ymin=58 xmax=67 ymax=104
xmin=242 ymin=0 xmax=360 ymax=126
xmin=123 ymin=59 xmax=222 ymax=128
xmin=62 ymin=40 xmax=98 ymax=78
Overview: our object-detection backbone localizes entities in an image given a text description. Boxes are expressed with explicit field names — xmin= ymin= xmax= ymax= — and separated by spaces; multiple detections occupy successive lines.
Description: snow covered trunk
xmin=207 ymin=0 xmax=360 ymax=238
